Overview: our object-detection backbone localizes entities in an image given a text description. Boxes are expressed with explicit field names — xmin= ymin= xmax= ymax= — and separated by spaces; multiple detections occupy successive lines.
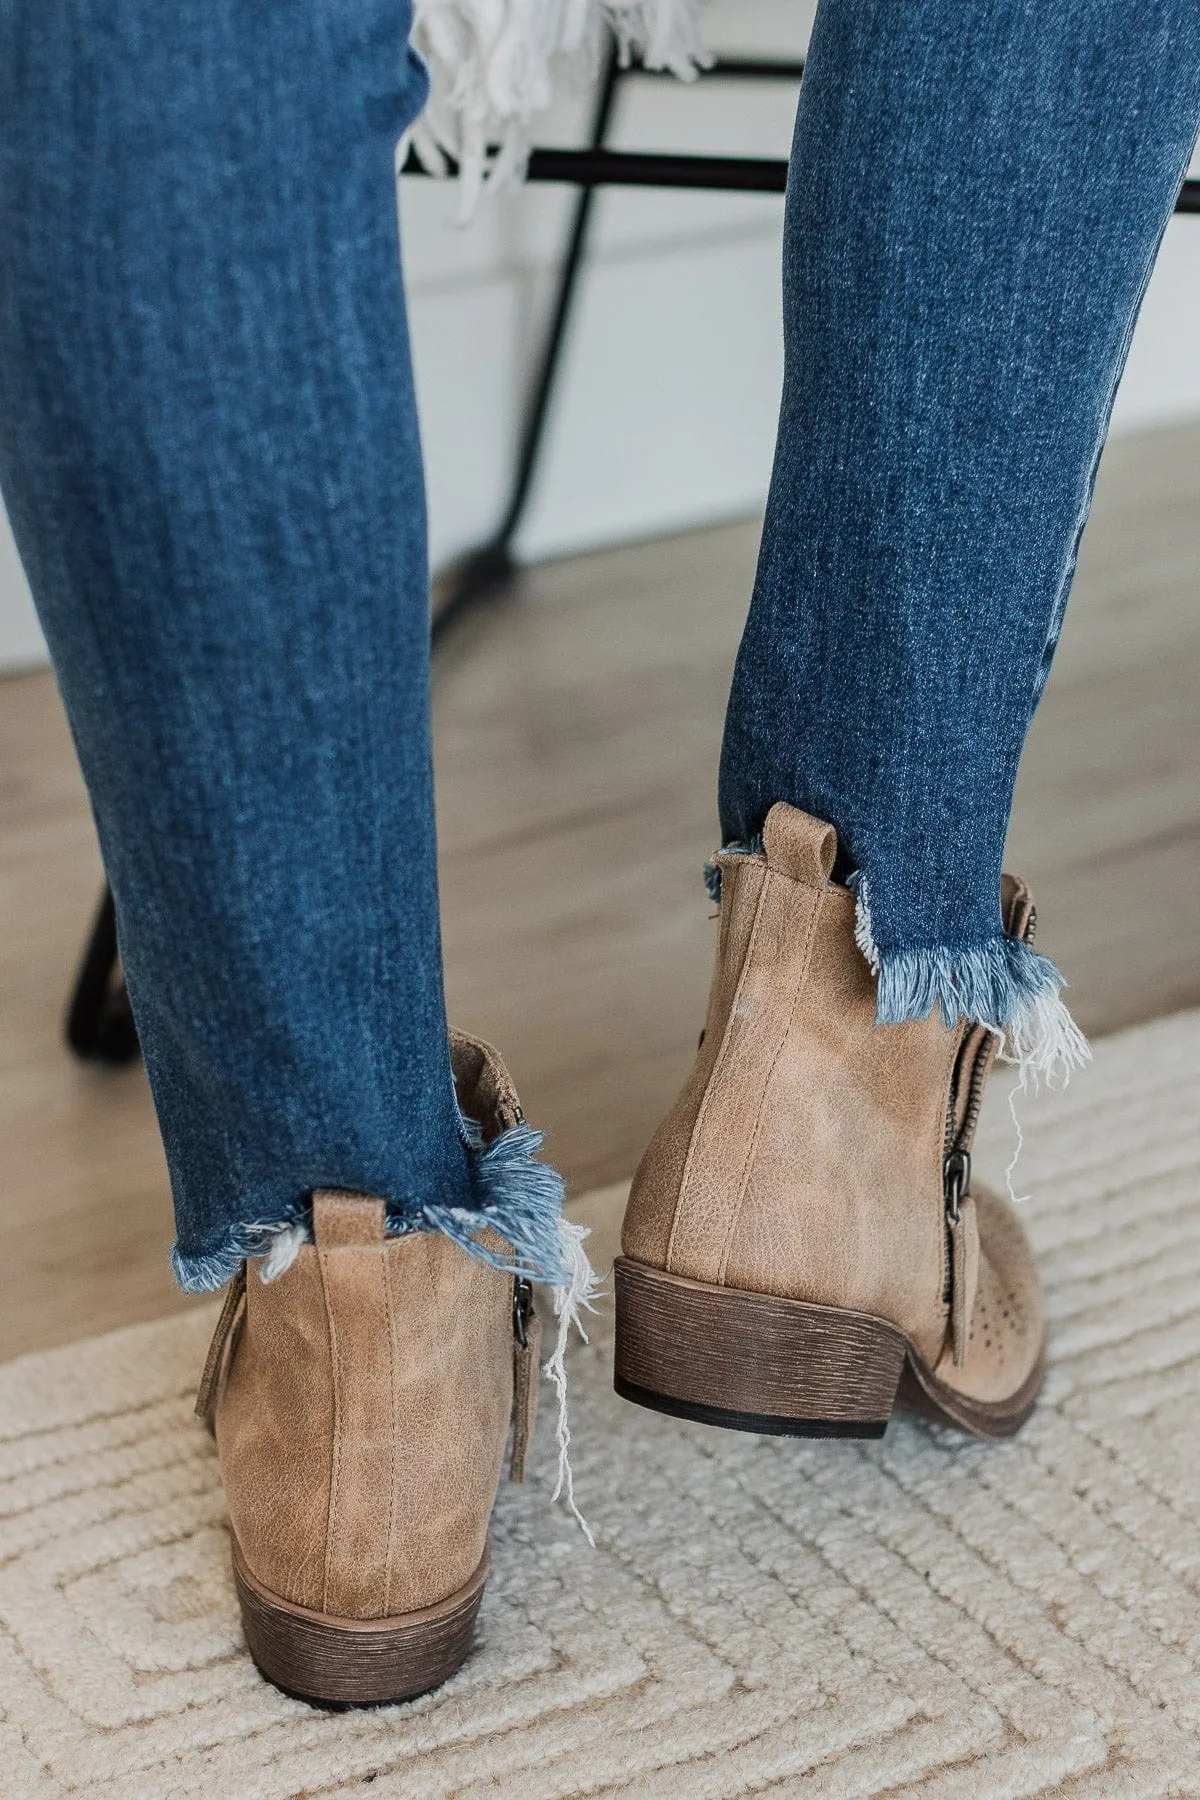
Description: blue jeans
xmin=719 ymin=0 xmax=1200 ymax=1057
xmin=0 ymin=0 xmax=1196 ymax=1287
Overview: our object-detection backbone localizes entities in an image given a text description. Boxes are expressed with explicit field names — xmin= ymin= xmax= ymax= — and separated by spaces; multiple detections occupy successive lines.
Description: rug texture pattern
xmin=2 ymin=1011 xmax=1199 ymax=1798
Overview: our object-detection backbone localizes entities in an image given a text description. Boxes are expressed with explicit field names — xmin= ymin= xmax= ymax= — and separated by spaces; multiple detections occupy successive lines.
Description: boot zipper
xmin=941 ymin=899 xmax=1037 ymax=1336
xmin=943 ymin=1043 xmax=986 ymax=1312
xmin=509 ymin=1277 xmax=539 ymax=1483
xmin=946 ymin=1035 xmax=990 ymax=1165
xmin=944 ymin=1146 xmax=977 ymax=1368
xmin=512 ymin=1277 xmax=533 ymax=1346
xmin=944 ymin=899 xmax=1037 ymax=1177
xmin=943 ymin=1146 xmax=971 ymax=1225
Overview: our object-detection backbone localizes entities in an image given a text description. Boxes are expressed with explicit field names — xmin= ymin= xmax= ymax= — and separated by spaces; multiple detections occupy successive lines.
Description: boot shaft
xmin=203 ymin=1029 xmax=541 ymax=1626
xmin=618 ymin=802 xmax=1046 ymax=1441
xmin=624 ymin=804 xmax=1030 ymax=1363
xmin=213 ymin=1197 xmax=515 ymax=1619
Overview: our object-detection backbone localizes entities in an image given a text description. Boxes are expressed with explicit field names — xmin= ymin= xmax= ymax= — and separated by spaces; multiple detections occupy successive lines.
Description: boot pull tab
xmin=762 ymin=803 xmax=838 ymax=888
xmin=509 ymin=1278 xmax=542 ymax=1482
xmin=312 ymin=1190 xmax=387 ymax=1248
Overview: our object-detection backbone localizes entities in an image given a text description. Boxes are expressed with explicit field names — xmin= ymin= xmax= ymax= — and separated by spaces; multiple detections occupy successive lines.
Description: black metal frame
xmin=418 ymin=47 xmax=808 ymax=644
xmin=62 ymin=44 xmax=1200 ymax=1061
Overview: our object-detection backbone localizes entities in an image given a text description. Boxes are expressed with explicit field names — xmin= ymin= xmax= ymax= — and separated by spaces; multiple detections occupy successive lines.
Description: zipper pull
xmin=944 ymin=1149 xmax=971 ymax=1224
xmin=944 ymin=1151 xmax=979 ymax=1369
xmin=509 ymin=1278 xmax=541 ymax=1482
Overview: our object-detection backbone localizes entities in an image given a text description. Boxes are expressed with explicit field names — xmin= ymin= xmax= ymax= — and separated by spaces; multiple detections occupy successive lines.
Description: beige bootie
xmin=197 ymin=1032 xmax=544 ymax=1704
xmin=615 ymin=803 xmax=1046 ymax=1440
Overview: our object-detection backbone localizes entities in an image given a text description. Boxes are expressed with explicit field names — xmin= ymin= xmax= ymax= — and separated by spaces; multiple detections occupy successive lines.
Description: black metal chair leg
xmin=431 ymin=35 xmax=623 ymax=644
xmin=65 ymin=886 xmax=139 ymax=1063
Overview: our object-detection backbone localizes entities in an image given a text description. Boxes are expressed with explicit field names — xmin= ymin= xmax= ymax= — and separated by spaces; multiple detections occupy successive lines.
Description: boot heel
xmin=233 ymin=1539 xmax=488 ymax=1706
xmin=613 ymin=1258 xmax=906 ymax=1439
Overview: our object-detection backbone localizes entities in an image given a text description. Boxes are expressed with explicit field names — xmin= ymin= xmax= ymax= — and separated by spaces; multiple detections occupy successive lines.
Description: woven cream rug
xmin=3 ymin=1011 xmax=1200 ymax=1799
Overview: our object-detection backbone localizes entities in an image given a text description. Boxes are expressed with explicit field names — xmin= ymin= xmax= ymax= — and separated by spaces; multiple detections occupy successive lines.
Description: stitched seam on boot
xmin=665 ymin=859 xmax=774 ymax=1276
xmin=316 ymin=1246 xmax=344 ymax=1617
xmin=715 ymin=871 xmax=826 ymax=1287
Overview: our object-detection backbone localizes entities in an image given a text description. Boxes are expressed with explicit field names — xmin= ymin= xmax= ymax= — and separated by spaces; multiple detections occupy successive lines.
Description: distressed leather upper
xmin=211 ymin=1032 xmax=520 ymax=1620
xmin=622 ymin=802 xmax=1044 ymax=1394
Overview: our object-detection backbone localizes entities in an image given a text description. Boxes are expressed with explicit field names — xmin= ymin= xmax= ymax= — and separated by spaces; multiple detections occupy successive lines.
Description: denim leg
xmin=0 ymin=0 xmax=556 ymax=1287
xmin=719 ymin=0 xmax=1200 ymax=1062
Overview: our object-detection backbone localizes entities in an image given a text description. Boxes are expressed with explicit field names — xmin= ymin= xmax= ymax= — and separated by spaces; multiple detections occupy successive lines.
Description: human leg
xmin=0 ymin=0 xmax=586 ymax=1701
xmin=0 ymin=0 xmax=571 ymax=1285
xmin=719 ymin=0 xmax=1200 ymax=1057
xmin=617 ymin=0 xmax=1200 ymax=1438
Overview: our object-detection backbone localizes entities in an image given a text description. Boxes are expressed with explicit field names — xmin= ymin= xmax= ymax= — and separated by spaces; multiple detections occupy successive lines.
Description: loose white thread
xmin=1000 ymin=984 xmax=1092 ymax=1092
xmin=1004 ymin=1078 xmax=1031 ymax=1207
xmin=255 ymin=1221 xmax=308 ymax=1283
xmin=545 ymin=1217 xmax=601 ymax=1546
xmin=852 ymin=876 xmax=881 ymax=973
xmin=998 ymin=986 xmax=1090 ymax=1207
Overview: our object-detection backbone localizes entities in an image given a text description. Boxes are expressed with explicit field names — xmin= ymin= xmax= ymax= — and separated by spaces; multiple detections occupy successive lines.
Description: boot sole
xmin=232 ymin=1537 xmax=488 ymax=1706
xmin=613 ymin=1257 xmax=1044 ymax=1442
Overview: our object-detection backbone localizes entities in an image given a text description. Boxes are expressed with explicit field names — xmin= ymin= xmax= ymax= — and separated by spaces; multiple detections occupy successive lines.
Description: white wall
xmin=2 ymin=0 xmax=1197 ymax=668
xmin=1108 ymin=216 xmax=1200 ymax=434
xmin=0 ymin=506 xmax=43 ymax=671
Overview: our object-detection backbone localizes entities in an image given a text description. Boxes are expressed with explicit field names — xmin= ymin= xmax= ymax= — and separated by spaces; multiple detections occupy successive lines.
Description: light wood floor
xmin=2 ymin=420 xmax=1198 ymax=1359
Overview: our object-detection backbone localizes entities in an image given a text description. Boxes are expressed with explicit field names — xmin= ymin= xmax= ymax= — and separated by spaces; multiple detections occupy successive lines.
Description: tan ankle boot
xmin=196 ymin=1032 xmax=545 ymax=1705
xmin=615 ymin=803 xmax=1047 ymax=1441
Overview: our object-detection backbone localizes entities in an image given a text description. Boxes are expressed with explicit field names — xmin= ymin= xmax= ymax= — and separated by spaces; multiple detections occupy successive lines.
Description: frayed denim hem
xmin=170 ymin=1119 xmax=581 ymax=1295
xmin=853 ymin=876 xmax=1091 ymax=1088
xmin=171 ymin=1216 xmax=306 ymax=1293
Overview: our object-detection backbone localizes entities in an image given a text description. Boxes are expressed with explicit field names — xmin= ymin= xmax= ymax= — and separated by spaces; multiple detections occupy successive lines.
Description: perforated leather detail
xmin=935 ymin=1185 xmax=1043 ymax=1404
xmin=968 ymin=1253 xmax=1035 ymax=1376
